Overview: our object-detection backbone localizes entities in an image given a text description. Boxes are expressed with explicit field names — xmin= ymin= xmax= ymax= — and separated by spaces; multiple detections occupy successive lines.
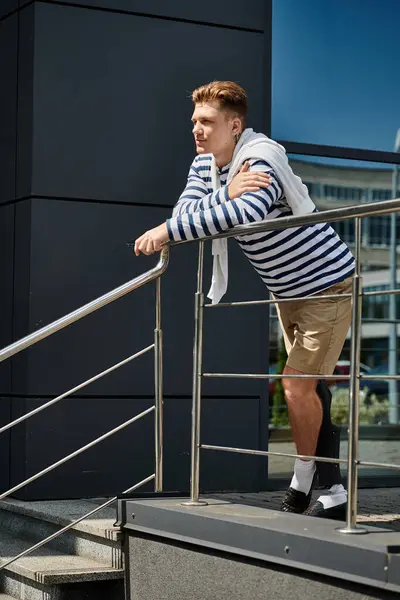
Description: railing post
xmin=338 ymin=218 xmax=367 ymax=534
xmin=154 ymin=273 xmax=163 ymax=492
xmin=182 ymin=241 xmax=207 ymax=506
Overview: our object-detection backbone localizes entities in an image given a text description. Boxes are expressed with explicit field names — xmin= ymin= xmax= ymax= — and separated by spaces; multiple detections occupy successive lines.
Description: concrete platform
xmin=119 ymin=494 xmax=400 ymax=599
xmin=220 ymin=486 xmax=400 ymax=531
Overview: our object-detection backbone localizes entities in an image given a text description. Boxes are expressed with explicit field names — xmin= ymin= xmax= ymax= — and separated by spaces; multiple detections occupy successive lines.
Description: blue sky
xmin=272 ymin=0 xmax=400 ymax=158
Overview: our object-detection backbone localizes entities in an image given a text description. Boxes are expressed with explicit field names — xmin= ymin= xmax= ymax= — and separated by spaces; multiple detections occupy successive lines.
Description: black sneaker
xmin=281 ymin=487 xmax=313 ymax=514
xmin=304 ymin=499 xmax=347 ymax=520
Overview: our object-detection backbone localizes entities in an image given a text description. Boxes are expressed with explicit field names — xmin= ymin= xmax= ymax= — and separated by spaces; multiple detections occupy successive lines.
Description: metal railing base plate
xmin=181 ymin=500 xmax=209 ymax=507
xmin=336 ymin=526 xmax=368 ymax=535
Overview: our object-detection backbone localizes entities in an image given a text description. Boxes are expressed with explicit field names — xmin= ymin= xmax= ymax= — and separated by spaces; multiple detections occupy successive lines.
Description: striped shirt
xmin=166 ymin=155 xmax=355 ymax=298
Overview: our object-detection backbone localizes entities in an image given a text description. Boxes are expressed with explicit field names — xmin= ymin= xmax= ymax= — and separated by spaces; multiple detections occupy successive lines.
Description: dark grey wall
xmin=0 ymin=0 xmax=272 ymax=499
xmin=126 ymin=535 xmax=400 ymax=600
xmin=0 ymin=5 xmax=18 ymax=493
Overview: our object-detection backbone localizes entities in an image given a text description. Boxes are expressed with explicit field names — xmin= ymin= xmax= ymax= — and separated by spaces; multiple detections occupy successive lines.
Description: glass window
xmin=272 ymin=0 xmax=400 ymax=152
xmin=288 ymin=154 xmax=397 ymax=249
xmin=269 ymin=153 xmax=400 ymax=483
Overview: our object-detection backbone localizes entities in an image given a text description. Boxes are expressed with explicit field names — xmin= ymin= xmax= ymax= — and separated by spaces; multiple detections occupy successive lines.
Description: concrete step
xmin=0 ymin=499 xmax=121 ymax=567
xmin=0 ymin=530 xmax=123 ymax=600
xmin=1 ymin=577 xmax=124 ymax=600
xmin=0 ymin=498 xmax=120 ymax=541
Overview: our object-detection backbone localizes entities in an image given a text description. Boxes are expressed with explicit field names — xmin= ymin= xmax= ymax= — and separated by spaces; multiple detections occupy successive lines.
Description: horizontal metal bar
xmin=204 ymin=293 xmax=352 ymax=308
xmin=170 ymin=198 xmax=400 ymax=246
xmin=363 ymin=288 xmax=400 ymax=297
xmin=358 ymin=460 xmax=400 ymax=470
xmin=203 ymin=372 xmax=399 ymax=381
xmin=0 ymin=406 xmax=155 ymax=502
xmin=0 ymin=345 xmax=154 ymax=436
xmin=202 ymin=373 xmax=349 ymax=380
xmin=205 ymin=298 xmax=273 ymax=308
xmin=0 ymin=474 xmax=155 ymax=571
xmin=205 ymin=288 xmax=400 ymax=309
xmin=0 ymin=248 xmax=169 ymax=364
xmin=361 ymin=375 xmax=400 ymax=380
xmin=201 ymin=444 xmax=347 ymax=465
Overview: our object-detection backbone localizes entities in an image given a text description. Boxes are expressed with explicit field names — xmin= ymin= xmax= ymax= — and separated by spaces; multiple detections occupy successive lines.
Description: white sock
xmin=290 ymin=459 xmax=316 ymax=494
xmin=317 ymin=484 xmax=347 ymax=509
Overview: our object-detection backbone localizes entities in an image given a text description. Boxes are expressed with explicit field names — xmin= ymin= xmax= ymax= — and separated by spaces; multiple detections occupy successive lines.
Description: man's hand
xmin=228 ymin=161 xmax=272 ymax=200
xmin=134 ymin=223 xmax=169 ymax=256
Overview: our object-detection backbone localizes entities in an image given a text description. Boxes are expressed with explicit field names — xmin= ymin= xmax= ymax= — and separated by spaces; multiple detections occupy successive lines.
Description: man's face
xmin=191 ymin=101 xmax=238 ymax=157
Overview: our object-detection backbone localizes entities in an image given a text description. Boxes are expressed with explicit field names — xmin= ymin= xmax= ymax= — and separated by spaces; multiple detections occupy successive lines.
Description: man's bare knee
xmin=282 ymin=378 xmax=304 ymax=404
xmin=282 ymin=371 xmax=318 ymax=405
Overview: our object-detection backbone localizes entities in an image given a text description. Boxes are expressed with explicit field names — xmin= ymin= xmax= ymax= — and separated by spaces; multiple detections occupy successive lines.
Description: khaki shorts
xmin=274 ymin=277 xmax=353 ymax=376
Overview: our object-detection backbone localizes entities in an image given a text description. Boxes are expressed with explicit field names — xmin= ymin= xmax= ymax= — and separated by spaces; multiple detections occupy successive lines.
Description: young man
xmin=134 ymin=81 xmax=353 ymax=519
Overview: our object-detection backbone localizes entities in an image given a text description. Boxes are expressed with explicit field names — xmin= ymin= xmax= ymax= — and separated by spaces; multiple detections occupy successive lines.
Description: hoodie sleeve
xmin=167 ymin=161 xmax=283 ymax=242
xmin=172 ymin=158 xmax=230 ymax=217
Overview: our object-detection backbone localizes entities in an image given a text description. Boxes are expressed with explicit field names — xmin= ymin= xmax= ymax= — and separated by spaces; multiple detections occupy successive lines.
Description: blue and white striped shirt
xmin=166 ymin=155 xmax=355 ymax=298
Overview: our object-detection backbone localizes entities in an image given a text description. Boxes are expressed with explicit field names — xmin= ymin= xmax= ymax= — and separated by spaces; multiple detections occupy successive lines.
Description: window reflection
xmin=289 ymin=157 xmax=398 ymax=250
xmin=286 ymin=155 xmax=399 ymax=369
xmin=272 ymin=0 xmax=400 ymax=152
xmin=362 ymin=282 xmax=400 ymax=321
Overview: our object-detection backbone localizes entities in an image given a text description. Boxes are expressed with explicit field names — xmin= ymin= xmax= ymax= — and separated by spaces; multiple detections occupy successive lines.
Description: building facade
xmin=1 ymin=0 xmax=399 ymax=498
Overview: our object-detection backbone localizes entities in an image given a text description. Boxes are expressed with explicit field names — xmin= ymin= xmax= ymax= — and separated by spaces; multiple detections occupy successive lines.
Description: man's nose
xmin=193 ymin=123 xmax=202 ymax=135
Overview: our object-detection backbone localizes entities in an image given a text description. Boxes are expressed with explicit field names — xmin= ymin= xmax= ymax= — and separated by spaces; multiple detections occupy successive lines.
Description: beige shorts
xmin=274 ymin=277 xmax=353 ymax=376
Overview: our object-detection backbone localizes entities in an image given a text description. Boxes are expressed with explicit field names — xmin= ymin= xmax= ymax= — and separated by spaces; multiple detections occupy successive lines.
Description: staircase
xmin=0 ymin=499 xmax=124 ymax=600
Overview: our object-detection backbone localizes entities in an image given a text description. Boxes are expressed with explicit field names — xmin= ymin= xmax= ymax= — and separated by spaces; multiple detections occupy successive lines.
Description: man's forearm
xmin=167 ymin=190 xmax=274 ymax=243
xmin=172 ymin=185 xmax=230 ymax=217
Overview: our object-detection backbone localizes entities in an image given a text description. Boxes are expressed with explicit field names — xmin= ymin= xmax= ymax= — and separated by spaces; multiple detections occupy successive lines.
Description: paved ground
xmin=267 ymin=439 xmax=400 ymax=474
xmin=220 ymin=487 xmax=400 ymax=530
xmin=219 ymin=438 xmax=400 ymax=531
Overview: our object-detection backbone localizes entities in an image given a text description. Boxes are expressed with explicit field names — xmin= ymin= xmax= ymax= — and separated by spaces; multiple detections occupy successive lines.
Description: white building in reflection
xmin=291 ymin=159 xmax=397 ymax=256
xmin=274 ymin=160 xmax=399 ymax=365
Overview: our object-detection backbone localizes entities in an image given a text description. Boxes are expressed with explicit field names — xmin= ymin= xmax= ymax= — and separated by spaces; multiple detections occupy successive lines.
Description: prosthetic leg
xmin=315 ymin=380 xmax=341 ymax=486
xmin=303 ymin=379 xmax=347 ymax=519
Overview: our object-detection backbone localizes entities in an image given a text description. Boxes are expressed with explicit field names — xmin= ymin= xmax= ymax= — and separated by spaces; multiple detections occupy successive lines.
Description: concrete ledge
xmin=0 ymin=499 xmax=120 ymax=542
xmin=125 ymin=534 xmax=400 ymax=600
xmin=119 ymin=496 xmax=400 ymax=594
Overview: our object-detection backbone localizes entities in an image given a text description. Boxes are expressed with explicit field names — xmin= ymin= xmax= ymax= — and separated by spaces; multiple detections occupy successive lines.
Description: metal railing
xmin=176 ymin=197 xmax=400 ymax=535
xmin=0 ymin=195 xmax=399 ymax=570
xmin=0 ymin=247 xmax=170 ymax=569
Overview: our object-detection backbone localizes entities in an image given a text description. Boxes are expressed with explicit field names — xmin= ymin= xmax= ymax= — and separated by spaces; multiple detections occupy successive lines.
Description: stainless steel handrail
xmin=0 ymin=406 xmax=155 ymax=502
xmin=202 ymin=373 xmax=351 ymax=380
xmin=200 ymin=445 xmax=347 ymax=465
xmin=0 ymin=345 xmax=154 ymax=435
xmin=204 ymin=290 xmax=400 ymax=310
xmin=205 ymin=294 xmax=353 ymax=308
xmin=0 ymin=247 xmax=169 ymax=363
xmin=180 ymin=197 xmax=400 ymax=535
xmin=0 ymin=247 xmax=170 ymax=569
xmin=170 ymin=197 xmax=400 ymax=244
xmin=0 ymin=474 xmax=155 ymax=571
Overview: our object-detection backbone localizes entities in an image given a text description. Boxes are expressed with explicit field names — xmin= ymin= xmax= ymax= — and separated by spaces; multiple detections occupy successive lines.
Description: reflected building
xmin=289 ymin=159 xmax=398 ymax=366
xmin=292 ymin=159 xmax=396 ymax=255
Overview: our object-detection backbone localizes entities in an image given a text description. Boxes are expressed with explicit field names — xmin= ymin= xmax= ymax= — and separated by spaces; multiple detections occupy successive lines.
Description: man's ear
xmin=232 ymin=117 xmax=242 ymax=135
